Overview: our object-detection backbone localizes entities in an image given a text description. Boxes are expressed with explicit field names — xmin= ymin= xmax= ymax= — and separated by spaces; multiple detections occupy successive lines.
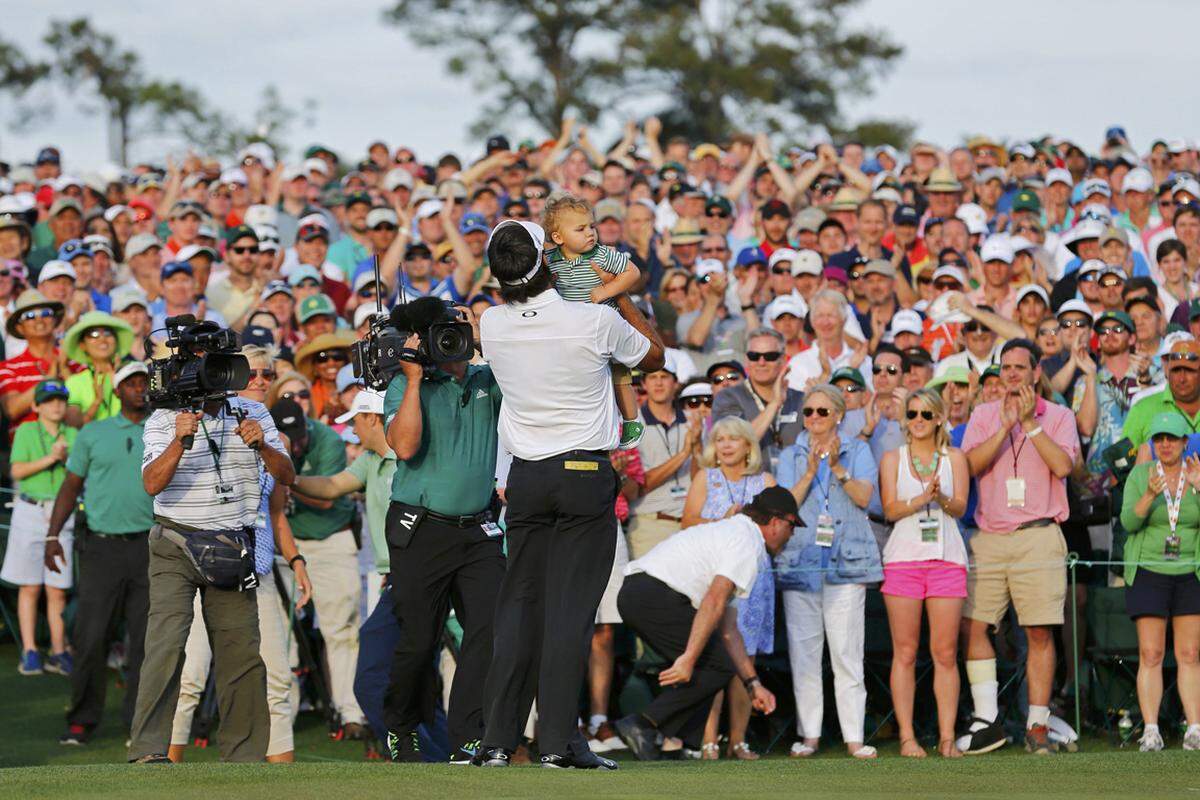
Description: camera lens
xmin=435 ymin=327 xmax=468 ymax=355
xmin=200 ymin=353 xmax=250 ymax=392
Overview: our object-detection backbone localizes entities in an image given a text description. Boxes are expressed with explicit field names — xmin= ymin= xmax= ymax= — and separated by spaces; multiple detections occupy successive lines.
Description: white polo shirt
xmin=480 ymin=289 xmax=651 ymax=460
xmin=625 ymin=514 xmax=764 ymax=609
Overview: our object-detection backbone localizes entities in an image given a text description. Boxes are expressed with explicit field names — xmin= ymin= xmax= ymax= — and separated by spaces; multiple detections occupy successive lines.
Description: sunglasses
xmin=1079 ymin=273 xmax=1100 ymax=282
xmin=508 ymin=211 xmax=530 ymax=219
xmin=248 ymin=368 xmax=277 ymax=381
xmin=683 ymin=396 xmax=713 ymax=409
xmin=706 ymin=211 xmax=730 ymax=219
xmin=840 ymin=385 xmax=864 ymax=394
xmin=297 ymin=279 xmax=321 ymax=289
xmin=20 ymin=308 xmax=57 ymax=322
xmin=1061 ymin=319 xmax=1091 ymax=329
xmin=916 ymin=276 xmax=933 ymax=285
xmin=83 ymin=328 xmax=115 ymax=339
xmin=373 ymin=224 xmax=399 ymax=232
xmin=315 ymin=350 xmax=349 ymax=364
xmin=210 ymin=189 xmax=233 ymax=199
xmin=746 ymin=351 xmax=782 ymax=362
xmin=281 ymin=390 xmax=311 ymax=401
xmin=0 ymin=270 xmax=10 ymax=278
xmin=848 ymin=271 xmax=864 ymax=280
xmin=962 ymin=322 xmax=983 ymax=333
xmin=1037 ymin=326 xmax=1061 ymax=337
xmin=523 ymin=191 xmax=546 ymax=200
xmin=771 ymin=266 xmax=791 ymax=275
xmin=933 ymin=280 xmax=961 ymax=290
xmin=711 ymin=373 xmax=742 ymax=384
xmin=1097 ymin=325 xmax=1127 ymax=336
xmin=1164 ymin=352 xmax=1200 ymax=363
xmin=230 ymin=245 xmax=259 ymax=255
xmin=802 ymin=407 xmax=833 ymax=417
xmin=872 ymin=364 xmax=900 ymax=375
xmin=358 ymin=287 xmax=378 ymax=297
xmin=906 ymin=409 xmax=936 ymax=421
xmin=1098 ymin=277 xmax=1125 ymax=288
xmin=395 ymin=155 xmax=414 ymax=164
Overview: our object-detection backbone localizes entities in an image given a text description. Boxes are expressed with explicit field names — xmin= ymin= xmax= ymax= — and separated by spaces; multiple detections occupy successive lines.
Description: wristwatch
xmin=289 ymin=554 xmax=307 ymax=569
xmin=742 ymin=675 xmax=762 ymax=691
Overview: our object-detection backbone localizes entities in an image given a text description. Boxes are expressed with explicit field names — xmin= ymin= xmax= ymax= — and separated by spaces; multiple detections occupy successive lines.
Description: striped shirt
xmin=141 ymin=397 xmax=285 ymax=531
xmin=545 ymin=243 xmax=628 ymax=306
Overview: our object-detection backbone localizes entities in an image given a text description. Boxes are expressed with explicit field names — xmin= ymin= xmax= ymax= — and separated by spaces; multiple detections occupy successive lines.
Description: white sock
xmin=1027 ymin=705 xmax=1050 ymax=729
xmin=1188 ymin=723 xmax=1200 ymax=735
xmin=966 ymin=658 xmax=999 ymax=728
xmin=1144 ymin=723 xmax=1160 ymax=734
xmin=589 ymin=714 xmax=607 ymax=735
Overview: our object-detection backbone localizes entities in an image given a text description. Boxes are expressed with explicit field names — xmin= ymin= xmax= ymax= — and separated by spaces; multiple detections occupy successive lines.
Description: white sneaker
xmin=1139 ymin=728 xmax=1164 ymax=752
xmin=1184 ymin=724 xmax=1200 ymax=751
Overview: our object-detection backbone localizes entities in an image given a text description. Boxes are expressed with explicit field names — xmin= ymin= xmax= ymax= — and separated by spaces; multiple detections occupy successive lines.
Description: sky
xmin=4 ymin=0 xmax=1200 ymax=171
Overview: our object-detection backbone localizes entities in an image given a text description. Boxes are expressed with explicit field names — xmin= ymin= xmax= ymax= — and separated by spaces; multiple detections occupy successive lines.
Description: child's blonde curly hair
xmin=541 ymin=192 xmax=593 ymax=239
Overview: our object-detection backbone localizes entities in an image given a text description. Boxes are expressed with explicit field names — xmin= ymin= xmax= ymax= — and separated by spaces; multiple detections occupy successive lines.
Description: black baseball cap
xmin=270 ymin=397 xmax=308 ymax=442
xmin=745 ymin=486 xmax=799 ymax=524
xmin=706 ymin=360 xmax=746 ymax=380
xmin=760 ymin=199 xmax=791 ymax=219
xmin=486 ymin=134 xmax=510 ymax=153
xmin=240 ymin=325 xmax=275 ymax=348
xmin=893 ymin=204 xmax=919 ymax=226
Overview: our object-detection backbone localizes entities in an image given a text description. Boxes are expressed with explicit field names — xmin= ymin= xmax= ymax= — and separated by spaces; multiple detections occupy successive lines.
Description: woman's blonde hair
xmin=902 ymin=387 xmax=951 ymax=452
xmin=241 ymin=343 xmax=278 ymax=366
xmin=806 ymin=383 xmax=847 ymax=418
xmin=658 ymin=267 xmax=692 ymax=296
xmin=266 ymin=370 xmax=314 ymax=417
xmin=700 ymin=416 xmax=764 ymax=474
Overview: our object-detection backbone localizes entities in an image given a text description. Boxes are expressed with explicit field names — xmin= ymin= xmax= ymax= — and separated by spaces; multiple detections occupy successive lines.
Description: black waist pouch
xmin=158 ymin=519 xmax=258 ymax=592
xmin=385 ymin=501 xmax=427 ymax=551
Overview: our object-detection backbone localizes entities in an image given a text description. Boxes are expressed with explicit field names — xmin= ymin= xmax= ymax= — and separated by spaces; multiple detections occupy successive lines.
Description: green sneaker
xmin=619 ymin=420 xmax=645 ymax=450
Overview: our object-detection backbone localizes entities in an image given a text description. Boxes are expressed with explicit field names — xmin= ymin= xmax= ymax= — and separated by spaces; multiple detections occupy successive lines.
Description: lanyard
xmin=1008 ymin=428 xmax=1030 ymax=476
xmin=655 ymin=420 xmax=684 ymax=489
xmin=1157 ymin=462 xmax=1188 ymax=534
xmin=719 ymin=471 xmax=749 ymax=509
xmin=198 ymin=413 xmax=229 ymax=484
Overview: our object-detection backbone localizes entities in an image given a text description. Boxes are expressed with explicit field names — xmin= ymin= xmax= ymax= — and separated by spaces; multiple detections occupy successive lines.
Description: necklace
xmin=911 ymin=447 xmax=940 ymax=477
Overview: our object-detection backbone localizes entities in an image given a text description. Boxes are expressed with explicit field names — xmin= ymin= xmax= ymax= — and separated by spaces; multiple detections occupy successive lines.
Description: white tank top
xmin=883 ymin=445 xmax=967 ymax=566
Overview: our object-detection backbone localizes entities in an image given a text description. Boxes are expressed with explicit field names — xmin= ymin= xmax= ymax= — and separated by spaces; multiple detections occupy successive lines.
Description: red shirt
xmin=0 ymin=348 xmax=68 ymax=432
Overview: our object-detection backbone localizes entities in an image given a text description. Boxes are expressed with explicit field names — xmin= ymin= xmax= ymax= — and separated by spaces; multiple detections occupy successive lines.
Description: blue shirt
xmin=951 ymin=423 xmax=977 ymax=528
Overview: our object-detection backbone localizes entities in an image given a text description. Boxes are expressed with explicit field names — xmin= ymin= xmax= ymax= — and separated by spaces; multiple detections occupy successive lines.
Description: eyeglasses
xmin=84 ymin=328 xmax=115 ymax=339
xmin=1097 ymin=325 xmax=1127 ymax=336
xmin=20 ymin=308 xmax=56 ymax=322
xmin=906 ymin=409 xmax=935 ymax=420
xmin=933 ymin=280 xmax=961 ymax=290
xmin=746 ymin=351 xmax=782 ymax=362
xmin=315 ymin=350 xmax=349 ymax=364
xmin=872 ymin=364 xmax=900 ymax=375
xmin=1037 ymin=326 xmax=1061 ymax=337
xmin=770 ymin=266 xmax=791 ymax=275
xmin=281 ymin=389 xmax=311 ymax=401
xmin=248 ymin=369 xmax=277 ymax=381
xmin=802 ymin=406 xmax=832 ymax=417
xmin=683 ymin=396 xmax=713 ymax=409
xmin=1061 ymin=319 xmax=1091 ymax=329
xmin=230 ymin=246 xmax=259 ymax=255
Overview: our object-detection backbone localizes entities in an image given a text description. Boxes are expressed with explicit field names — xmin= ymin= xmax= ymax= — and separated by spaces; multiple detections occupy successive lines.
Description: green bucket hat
xmin=1148 ymin=412 xmax=1191 ymax=440
xmin=63 ymin=311 xmax=133 ymax=366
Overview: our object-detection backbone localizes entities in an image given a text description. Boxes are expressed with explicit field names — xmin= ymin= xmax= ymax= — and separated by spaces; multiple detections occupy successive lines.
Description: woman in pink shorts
xmin=879 ymin=388 xmax=970 ymax=759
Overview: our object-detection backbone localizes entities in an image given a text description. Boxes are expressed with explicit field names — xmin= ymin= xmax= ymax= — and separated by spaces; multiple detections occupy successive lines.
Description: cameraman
xmin=128 ymin=334 xmax=295 ymax=764
xmin=380 ymin=305 xmax=505 ymax=765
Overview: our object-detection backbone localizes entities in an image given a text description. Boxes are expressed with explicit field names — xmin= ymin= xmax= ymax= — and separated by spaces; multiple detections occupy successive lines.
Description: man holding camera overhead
xmin=127 ymin=319 xmax=295 ymax=764
xmin=380 ymin=297 xmax=505 ymax=765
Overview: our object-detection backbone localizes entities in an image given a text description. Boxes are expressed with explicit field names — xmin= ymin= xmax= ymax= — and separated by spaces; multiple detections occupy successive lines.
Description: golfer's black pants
xmin=617 ymin=572 xmax=736 ymax=747
xmin=68 ymin=531 xmax=151 ymax=731
xmin=482 ymin=451 xmax=618 ymax=756
xmin=382 ymin=510 xmax=504 ymax=751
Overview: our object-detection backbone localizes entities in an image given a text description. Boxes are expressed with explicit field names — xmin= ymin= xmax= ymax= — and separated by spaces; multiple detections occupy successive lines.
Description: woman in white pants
xmin=168 ymin=346 xmax=313 ymax=762
xmin=774 ymin=384 xmax=883 ymax=759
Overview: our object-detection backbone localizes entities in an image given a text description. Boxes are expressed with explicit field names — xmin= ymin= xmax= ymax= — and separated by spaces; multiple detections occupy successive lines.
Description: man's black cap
xmin=344 ymin=191 xmax=372 ymax=209
xmin=705 ymin=360 xmax=746 ymax=380
xmin=745 ymin=486 xmax=799 ymax=524
xmin=486 ymin=135 xmax=511 ymax=153
xmin=240 ymin=325 xmax=274 ymax=348
xmin=270 ymin=397 xmax=308 ymax=442
xmin=893 ymin=204 xmax=919 ymax=226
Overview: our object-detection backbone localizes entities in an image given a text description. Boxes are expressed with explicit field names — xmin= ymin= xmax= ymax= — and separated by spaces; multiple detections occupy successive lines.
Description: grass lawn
xmin=3 ymin=642 xmax=1199 ymax=798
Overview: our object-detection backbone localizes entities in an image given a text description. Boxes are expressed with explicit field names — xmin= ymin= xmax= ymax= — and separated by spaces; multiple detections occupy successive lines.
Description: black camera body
xmin=147 ymin=315 xmax=250 ymax=409
xmin=351 ymin=297 xmax=474 ymax=390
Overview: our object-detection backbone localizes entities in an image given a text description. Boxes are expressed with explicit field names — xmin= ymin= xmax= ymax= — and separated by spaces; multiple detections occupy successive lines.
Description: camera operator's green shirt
xmin=384 ymin=364 xmax=502 ymax=516
xmin=289 ymin=418 xmax=355 ymax=540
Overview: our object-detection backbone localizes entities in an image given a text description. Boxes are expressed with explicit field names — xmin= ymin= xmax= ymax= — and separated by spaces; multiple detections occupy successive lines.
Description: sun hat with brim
xmin=64 ymin=311 xmax=134 ymax=366
xmin=34 ymin=379 xmax=70 ymax=405
xmin=1148 ymin=412 xmax=1191 ymax=440
xmin=927 ymin=365 xmax=972 ymax=389
xmin=294 ymin=332 xmax=357 ymax=377
xmin=7 ymin=289 xmax=64 ymax=339
xmin=925 ymin=168 xmax=962 ymax=193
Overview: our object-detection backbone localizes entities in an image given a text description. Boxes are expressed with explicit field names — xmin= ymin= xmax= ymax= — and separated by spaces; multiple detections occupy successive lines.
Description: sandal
xmin=849 ymin=744 xmax=878 ymax=759
xmin=700 ymin=742 xmax=720 ymax=760
xmin=899 ymin=738 xmax=926 ymax=758
xmin=789 ymin=741 xmax=816 ymax=758
xmin=728 ymin=741 xmax=760 ymax=760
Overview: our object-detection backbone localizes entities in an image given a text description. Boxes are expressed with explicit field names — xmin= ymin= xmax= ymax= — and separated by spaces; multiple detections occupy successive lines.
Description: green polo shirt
xmin=1122 ymin=388 xmax=1200 ymax=448
xmin=384 ymin=364 xmax=501 ymax=516
xmin=289 ymin=418 xmax=355 ymax=540
xmin=65 ymin=414 xmax=154 ymax=534
xmin=348 ymin=449 xmax=398 ymax=573
xmin=327 ymin=236 xmax=370 ymax=282
xmin=12 ymin=421 xmax=76 ymax=501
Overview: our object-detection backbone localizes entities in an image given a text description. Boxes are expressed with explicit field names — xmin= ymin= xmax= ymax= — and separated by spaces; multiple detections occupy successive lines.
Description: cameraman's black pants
xmin=68 ymin=531 xmax=150 ymax=732
xmin=617 ymin=573 xmax=735 ymax=748
xmin=482 ymin=451 xmax=618 ymax=756
xmin=382 ymin=509 xmax=504 ymax=753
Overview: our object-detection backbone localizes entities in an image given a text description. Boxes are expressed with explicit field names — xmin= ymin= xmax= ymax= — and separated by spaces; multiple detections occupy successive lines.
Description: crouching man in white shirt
xmin=612 ymin=486 xmax=799 ymax=760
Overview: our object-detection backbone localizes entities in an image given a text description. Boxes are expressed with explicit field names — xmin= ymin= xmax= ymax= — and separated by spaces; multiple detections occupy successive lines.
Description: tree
xmin=0 ymin=36 xmax=52 ymax=133
xmin=833 ymin=118 xmax=915 ymax=150
xmin=42 ymin=17 xmax=210 ymax=165
xmin=188 ymin=85 xmax=318 ymax=161
xmin=622 ymin=0 xmax=903 ymax=143
xmin=382 ymin=0 xmax=632 ymax=137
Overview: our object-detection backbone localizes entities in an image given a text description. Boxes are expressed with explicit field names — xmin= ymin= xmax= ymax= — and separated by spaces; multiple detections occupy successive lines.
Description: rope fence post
xmin=1067 ymin=552 xmax=1081 ymax=738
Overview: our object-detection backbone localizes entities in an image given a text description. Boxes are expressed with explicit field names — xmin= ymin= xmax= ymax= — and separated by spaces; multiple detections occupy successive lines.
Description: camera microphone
xmin=390 ymin=296 xmax=447 ymax=332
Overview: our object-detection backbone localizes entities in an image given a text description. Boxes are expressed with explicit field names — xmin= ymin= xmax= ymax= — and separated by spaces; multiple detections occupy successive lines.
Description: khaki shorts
xmin=625 ymin=513 xmax=680 ymax=560
xmin=964 ymin=523 xmax=1068 ymax=628
xmin=611 ymin=363 xmax=632 ymax=385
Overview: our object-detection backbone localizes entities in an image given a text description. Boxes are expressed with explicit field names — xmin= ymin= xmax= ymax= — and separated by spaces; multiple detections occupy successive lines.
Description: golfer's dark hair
xmin=487 ymin=224 xmax=552 ymax=304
